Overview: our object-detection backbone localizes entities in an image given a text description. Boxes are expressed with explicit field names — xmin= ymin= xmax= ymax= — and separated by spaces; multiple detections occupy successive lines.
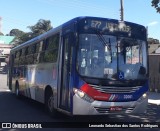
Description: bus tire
xmin=45 ymin=89 xmax=59 ymax=118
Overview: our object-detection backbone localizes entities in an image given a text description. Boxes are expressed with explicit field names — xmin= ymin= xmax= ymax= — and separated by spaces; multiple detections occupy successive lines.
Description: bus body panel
xmin=10 ymin=26 xmax=62 ymax=105
xmin=73 ymin=94 xmax=148 ymax=115
xmin=11 ymin=62 xmax=58 ymax=103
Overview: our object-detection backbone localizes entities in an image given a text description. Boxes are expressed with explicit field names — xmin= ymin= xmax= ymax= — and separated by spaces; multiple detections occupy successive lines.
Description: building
xmin=0 ymin=35 xmax=15 ymax=72
xmin=148 ymin=39 xmax=160 ymax=92
xmin=149 ymin=54 xmax=160 ymax=92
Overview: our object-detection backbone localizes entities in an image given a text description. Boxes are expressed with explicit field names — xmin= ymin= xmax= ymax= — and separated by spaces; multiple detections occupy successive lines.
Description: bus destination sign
xmin=90 ymin=20 xmax=131 ymax=33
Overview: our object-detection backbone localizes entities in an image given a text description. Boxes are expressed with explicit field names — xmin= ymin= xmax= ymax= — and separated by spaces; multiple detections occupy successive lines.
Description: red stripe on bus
xmin=80 ymin=83 xmax=111 ymax=101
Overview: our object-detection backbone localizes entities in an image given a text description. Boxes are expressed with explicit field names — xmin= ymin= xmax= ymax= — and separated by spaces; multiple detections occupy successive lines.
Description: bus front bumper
xmin=73 ymin=94 xmax=148 ymax=115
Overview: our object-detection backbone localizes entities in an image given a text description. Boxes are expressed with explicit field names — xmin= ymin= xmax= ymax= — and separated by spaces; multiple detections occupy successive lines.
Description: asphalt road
xmin=0 ymin=74 xmax=160 ymax=131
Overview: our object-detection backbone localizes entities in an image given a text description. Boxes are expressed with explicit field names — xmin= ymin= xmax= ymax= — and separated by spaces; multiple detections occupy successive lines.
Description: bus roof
xmin=11 ymin=16 xmax=146 ymax=52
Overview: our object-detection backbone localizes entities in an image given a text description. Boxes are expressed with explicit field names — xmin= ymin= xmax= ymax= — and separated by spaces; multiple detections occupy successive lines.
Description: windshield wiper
xmin=91 ymin=28 xmax=111 ymax=50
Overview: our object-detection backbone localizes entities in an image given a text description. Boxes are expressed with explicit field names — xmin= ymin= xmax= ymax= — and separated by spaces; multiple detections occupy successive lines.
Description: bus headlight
xmin=142 ymin=93 xmax=147 ymax=98
xmin=137 ymin=93 xmax=148 ymax=102
xmin=73 ymin=88 xmax=94 ymax=103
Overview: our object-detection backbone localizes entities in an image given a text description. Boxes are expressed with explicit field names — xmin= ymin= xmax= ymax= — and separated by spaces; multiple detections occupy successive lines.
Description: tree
xmin=19 ymin=32 xmax=33 ymax=43
xmin=10 ymin=19 xmax=53 ymax=46
xmin=10 ymin=29 xmax=25 ymax=37
xmin=151 ymin=0 xmax=160 ymax=13
xmin=9 ymin=29 xmax=25 ymax=46
xmin=28 ymin=19 xmax=52 ymax=37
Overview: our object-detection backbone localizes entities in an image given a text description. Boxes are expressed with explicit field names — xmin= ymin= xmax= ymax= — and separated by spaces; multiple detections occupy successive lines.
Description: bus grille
xmin=89 ymin=84 xmax=141 ymax=94
xmin=94 ymin=107 xmax=135 ymax=114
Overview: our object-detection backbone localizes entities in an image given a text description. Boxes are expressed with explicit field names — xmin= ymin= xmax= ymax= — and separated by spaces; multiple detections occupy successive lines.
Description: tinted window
xmin=43 ymin=34 xmax=59 ymax=63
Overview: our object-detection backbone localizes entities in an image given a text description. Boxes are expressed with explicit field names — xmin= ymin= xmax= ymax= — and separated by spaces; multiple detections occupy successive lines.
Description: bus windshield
xmin=77 ymin=34 xmax=147 ymax=80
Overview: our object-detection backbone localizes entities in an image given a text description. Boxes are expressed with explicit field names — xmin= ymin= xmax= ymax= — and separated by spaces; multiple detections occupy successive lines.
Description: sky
xmin=0 ymin=0 xmax=160 ymax=40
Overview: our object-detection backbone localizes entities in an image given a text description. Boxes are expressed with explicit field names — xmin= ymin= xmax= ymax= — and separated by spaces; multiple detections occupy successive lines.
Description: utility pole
xmin=120 ymin=0 xmax=124 ymax=21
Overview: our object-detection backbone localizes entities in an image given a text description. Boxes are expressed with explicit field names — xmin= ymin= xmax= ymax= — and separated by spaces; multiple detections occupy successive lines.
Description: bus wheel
xmin=45 ymin=90 xmax=59 ymax=117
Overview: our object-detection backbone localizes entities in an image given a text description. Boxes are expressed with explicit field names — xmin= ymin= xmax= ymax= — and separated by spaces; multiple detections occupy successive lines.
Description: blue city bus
xmin=8 ymin=16 xmax=148 ymax=116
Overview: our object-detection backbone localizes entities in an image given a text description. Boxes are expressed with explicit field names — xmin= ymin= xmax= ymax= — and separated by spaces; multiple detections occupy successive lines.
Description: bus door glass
xmin=59 ymin=33 xmax=73 ymax=112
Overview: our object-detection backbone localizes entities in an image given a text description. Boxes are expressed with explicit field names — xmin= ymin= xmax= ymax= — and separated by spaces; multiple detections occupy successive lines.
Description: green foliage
xmin=10 ymin=19 xmax=53 ymax=46
xmin=9 ymin=29 xmax=25 ymax=46
xmin=10 ymin=29 xmax=25 ymax=37
xmin=152 ymin=0 xmax=160 ymax=13
xmin=28 ymin=19 xmax=52 ymax=36
xmin=19 ymin=32 xmax=33 ymax=43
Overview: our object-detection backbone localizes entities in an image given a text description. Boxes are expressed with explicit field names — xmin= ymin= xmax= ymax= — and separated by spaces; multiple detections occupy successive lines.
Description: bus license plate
xmin=110 ymin=106 xmax=122 ymax=111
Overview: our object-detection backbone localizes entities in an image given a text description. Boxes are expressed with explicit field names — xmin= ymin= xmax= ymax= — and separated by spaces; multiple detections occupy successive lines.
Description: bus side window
xmin=19 ymin=49 xmax=23 ymax=65
xmin=22 ymin=48 xmax=26 ymax=65
xmin=26 ymin=46 xmax=34 ymax=64
xmin=36 ymin=43 xmax=40 ymax=53
xmin=25 ymin=47 xmax=28 ymax=55
xmin=33 ymin=43 xmax=38 ymax=64
xmin=34 ymin=42 xmax=43 ymax=64
xmin=39 ymin=40 xmax=45 ymax=63
xmin=43 ymin=34 xmax=59 ymax=63
xmin=14 ymin=50 xmax=21 ymax=66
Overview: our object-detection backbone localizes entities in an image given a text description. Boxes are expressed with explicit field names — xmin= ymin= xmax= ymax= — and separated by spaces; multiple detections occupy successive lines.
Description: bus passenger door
xmin=59 ymin=33 xmax=73 ymax=112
